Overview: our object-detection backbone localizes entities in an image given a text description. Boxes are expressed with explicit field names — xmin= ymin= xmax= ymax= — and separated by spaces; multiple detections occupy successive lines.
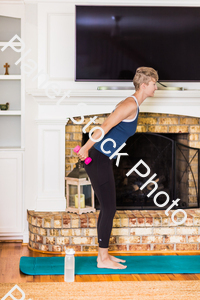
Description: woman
xmin=76 ymin=67 xmax=158 ymax=269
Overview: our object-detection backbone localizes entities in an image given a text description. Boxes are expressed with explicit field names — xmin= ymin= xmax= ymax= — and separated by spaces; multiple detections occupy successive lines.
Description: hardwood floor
xmin=1 ymin=242 xmax=200 ymax=283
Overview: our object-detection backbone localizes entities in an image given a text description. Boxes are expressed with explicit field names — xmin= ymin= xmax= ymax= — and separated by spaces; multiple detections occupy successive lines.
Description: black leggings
xmin=84 ymin=146 xmax=116 ymax=248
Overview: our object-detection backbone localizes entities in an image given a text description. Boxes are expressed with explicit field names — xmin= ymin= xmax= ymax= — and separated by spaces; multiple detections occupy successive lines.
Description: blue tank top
xmin=93 ymin=95 xmax=139 ymax=159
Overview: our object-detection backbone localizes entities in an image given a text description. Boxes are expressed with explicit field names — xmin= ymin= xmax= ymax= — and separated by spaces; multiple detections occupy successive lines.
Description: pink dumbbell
xmin=73 ymin=145 xmax=92 ymax=165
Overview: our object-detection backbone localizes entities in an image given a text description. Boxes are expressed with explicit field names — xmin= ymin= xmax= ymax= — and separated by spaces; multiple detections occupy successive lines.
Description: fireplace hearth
xmin=82 ymin=132 xmax=200 ymax=210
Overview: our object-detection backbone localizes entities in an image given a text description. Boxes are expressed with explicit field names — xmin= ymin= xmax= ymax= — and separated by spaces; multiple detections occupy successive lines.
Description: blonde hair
xmin=133 ymin=67 xmax=159 ymax=91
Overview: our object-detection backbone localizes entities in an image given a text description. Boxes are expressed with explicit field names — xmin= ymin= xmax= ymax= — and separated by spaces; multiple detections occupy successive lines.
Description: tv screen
xmin=76 ymin=5 xmax=200 ymax=82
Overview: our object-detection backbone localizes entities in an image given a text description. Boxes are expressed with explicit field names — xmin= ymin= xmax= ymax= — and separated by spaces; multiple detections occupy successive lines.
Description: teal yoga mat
xmin=20 ymin=255 xmax=200 ymax=275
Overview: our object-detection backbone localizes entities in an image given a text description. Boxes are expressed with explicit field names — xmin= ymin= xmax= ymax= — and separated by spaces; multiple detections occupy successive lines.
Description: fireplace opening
xmin=82 ymin=132 xmax=200 ymax=210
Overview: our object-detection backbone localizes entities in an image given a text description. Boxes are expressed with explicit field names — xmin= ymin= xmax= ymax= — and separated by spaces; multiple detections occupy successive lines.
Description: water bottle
xmin=64 ymin=248 xmax=75 ymax=282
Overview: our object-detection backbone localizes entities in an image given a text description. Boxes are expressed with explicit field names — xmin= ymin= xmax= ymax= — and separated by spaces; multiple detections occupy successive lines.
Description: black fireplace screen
xmin=175 ymin=142 xmax=200 ymax=209
xmin=83 ymin=132 xmax=200 ymax=210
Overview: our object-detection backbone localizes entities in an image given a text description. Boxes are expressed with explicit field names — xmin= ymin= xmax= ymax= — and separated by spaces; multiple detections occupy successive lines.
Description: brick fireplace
xmin=27 ymin=108 xmax=200 ymax=253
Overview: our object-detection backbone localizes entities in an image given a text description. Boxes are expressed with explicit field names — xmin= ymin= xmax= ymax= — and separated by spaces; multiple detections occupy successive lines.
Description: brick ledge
xmin=27 ymin=209 xmax=200 ymax=252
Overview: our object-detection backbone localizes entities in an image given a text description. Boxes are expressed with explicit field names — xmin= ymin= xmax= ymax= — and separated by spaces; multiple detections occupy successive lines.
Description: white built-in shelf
xmin=0 ymin=75 xmax=21 ymax=80
xmin=0 ymin=111 xmax=21 ymax=116
xmin=0 ymin=42 xmax=21 ymax=47
xmin=0 ymin=15 xmax=22 ymax=149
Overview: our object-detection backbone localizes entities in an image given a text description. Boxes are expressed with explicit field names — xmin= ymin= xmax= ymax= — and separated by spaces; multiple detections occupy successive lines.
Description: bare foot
xmin=97 ymin=254 xmax=126 ymax=263
xmin=97 ymin=257 xmax=127 ymax=269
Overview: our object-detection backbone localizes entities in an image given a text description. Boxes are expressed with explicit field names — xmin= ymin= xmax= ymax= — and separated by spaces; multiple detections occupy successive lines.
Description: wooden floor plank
xmin=119 ymin=274 xmax=134 ymax=281
xmin=110 ymin=274 xmax=121 ymax=281
xmin=194 ymin=274 xmax=200 ymax=280
xmin=76 ymin=275 xmax=86 ymax=282
xmin=130 ymin=274 xmax=140 ymax=281
xmin=89 ymin=275 xmax=101 ymax=282
xmin=157 ymin=274 xmax=172 ymax=281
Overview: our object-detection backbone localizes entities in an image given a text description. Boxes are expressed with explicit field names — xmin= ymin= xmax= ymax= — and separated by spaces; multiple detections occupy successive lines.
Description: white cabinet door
xmin=0 ymin=151 xmax=23 ymax=237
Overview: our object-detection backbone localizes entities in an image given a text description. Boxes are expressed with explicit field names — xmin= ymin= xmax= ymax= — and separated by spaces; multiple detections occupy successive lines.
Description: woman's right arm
xmin=77 ymin=99 xmax=137 ymax=160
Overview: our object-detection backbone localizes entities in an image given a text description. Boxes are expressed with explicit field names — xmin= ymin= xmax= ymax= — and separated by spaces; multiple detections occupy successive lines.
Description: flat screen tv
xmin=75 ymin=5 xmax=200 ymax=82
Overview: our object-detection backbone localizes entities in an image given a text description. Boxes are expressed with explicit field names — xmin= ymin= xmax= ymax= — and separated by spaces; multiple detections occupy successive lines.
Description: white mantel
xmin=28 ymin=89 xmax=200 ymax=119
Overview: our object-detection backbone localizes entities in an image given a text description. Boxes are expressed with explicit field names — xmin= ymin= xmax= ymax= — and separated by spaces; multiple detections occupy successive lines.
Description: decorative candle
xmin=75 ymin=194 xmax=85 ymax=208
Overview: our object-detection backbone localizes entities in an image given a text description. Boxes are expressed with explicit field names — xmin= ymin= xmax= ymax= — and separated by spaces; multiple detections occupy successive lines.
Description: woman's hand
xmin=76 ymin=145 xmax=89 ymax=161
